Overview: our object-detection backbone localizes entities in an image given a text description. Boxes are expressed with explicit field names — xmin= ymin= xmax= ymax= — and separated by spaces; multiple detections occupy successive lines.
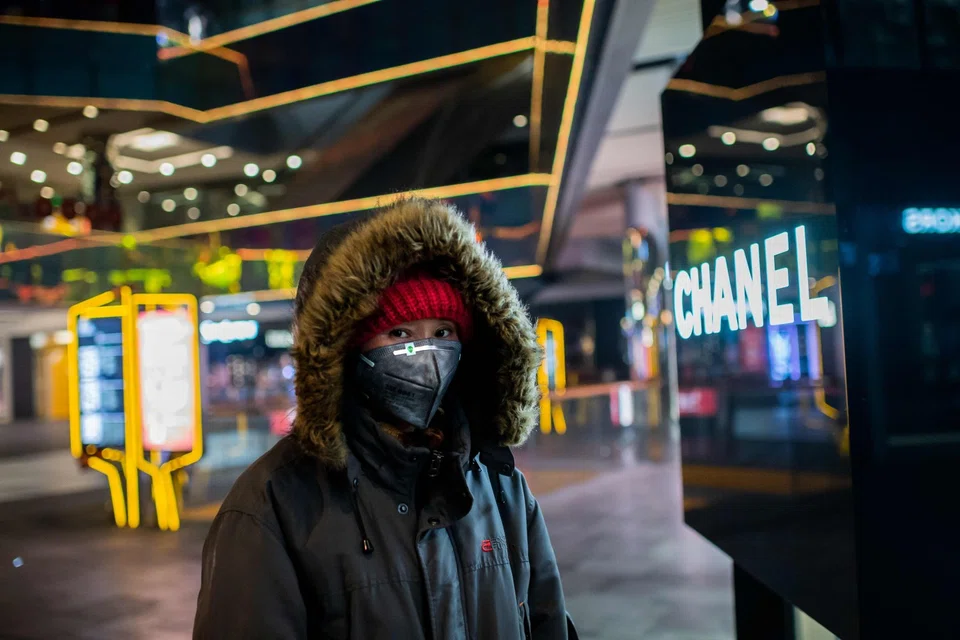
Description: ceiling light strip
xmin=665 ymin=72 xmax=826 ymax=102
xmin=0 ymin=175 xmax=552 ymax=264
xmin=159 ymin=0 xmax=381 ymax=60
xmin=535 ymin=0 xmax=598 ymax=264
xmin=0 ymin=93 xmax=205 ymax=121
xmin=529 ymin=0 xmax=550 ymax=171
xmin=0 ymin=238 xmax=80 ymax=265
xmin=0 ymin=14 xmax=250 ymax=73
xmin=0 ymin=37 xmax=578 ymax=123
xmin=200 ymin=37 xmax=539 ymax=121
xmin=542 ymin=40 xmax=576 ymax=55
xmin=666 ymin=192 xmax=836 ymax=215
xmin=131 ymin=173 xmax=552 ymax=243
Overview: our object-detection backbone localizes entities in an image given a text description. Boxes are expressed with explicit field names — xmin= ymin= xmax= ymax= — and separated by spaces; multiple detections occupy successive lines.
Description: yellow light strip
xmin=0 ymin=14 xmax=168 ymax=37
xmin=536 ymin=318 xmax=567 ymax=434
xmin=0 ymin=37 xmax=575 ymax=123
xmin=0 ymin=93 xmax=205 ymax=122
xmin=119 ymin=286 xmax=141 ymax=529
xmin=811 ymin=275 xmax=841 ymax=421
xmin=130 ymin=173 xmax=552 ymax=242
xmin=535 ymin=0 xmax=598 ymax=264
xmin=159 ymin=0 xmax=381 ymax=59
xmin=543 ymin=40 xmax=576 ymax=54
xmin=236 ymin=248 xmax=313 ymax=261
xmin=137 ymin=460 xmax=169 ymax=530
xmin=529 ymin=0 xmax=550 ymax=170
xmin=86 ymin=456 xmax=128 ymax=527
xmin=0 ymin=176 xmax=551 ymax=264
xmin=199 ymin=37 xmax=538 ymax=121
xmin=0 ymin=15 xmax=254 ymax=94
xmin=811 ymin=275 xmax=837 ymax=296
xmin=502 ymin=264 xmax=543 ymax=279
xmin=204 ymin=264 xmax=540 ymax=306
xmin=666 ymin=192 xmax=836 ymax=215
xmin=665 ymin=72 xmax=826 ymax=102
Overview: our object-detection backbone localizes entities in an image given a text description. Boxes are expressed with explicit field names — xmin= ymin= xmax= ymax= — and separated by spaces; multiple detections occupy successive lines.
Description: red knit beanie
xmin=353 ymin=272 xmax=473 ymax=347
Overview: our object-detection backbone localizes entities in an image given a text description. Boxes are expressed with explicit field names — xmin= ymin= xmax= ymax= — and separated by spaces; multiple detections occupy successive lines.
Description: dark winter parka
xmin=194 ymin=199 xmax=574 ymax=639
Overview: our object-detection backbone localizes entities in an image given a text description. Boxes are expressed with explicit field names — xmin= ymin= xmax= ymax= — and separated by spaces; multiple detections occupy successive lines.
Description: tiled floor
xmin=0 ymin=437 xmax=733 ymax=639
xmin=545 ymin=462 xmax=733 ymax=640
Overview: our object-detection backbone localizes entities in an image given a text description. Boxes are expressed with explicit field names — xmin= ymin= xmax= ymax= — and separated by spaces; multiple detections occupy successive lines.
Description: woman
xmin=194 ymin=199 xmax=574 ymax=639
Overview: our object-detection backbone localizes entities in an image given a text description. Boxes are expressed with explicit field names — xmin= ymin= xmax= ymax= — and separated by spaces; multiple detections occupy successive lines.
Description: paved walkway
xmin=0 ymin=420 xmax=69 ymax=459
xmin=0 ymin=450 xmax=106 ymax=504
xmin=548 ymin=463 xmax=733 ymax=640
xmin=0 ymin=449 xmax=733 ymax=639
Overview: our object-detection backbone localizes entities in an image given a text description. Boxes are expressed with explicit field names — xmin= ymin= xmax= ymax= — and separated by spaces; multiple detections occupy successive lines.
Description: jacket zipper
xmin=426 ymin=450 xmax=444 ymax=478
xmin=445 ymin=527 xmax=471 ymax=636
xmin=519 ymin=601 xmax=532 ymax=640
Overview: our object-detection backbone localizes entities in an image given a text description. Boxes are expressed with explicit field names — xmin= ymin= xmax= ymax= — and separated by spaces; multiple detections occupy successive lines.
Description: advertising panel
xmin=76 ymin=316 xmax=126 ymax=447
xmin=137 ymin=309 xmax=198 ymax=452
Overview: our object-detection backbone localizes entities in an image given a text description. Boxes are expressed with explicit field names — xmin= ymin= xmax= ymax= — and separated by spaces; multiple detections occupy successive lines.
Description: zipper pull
xmin=427 ymin=451 xmax=444 ymax=478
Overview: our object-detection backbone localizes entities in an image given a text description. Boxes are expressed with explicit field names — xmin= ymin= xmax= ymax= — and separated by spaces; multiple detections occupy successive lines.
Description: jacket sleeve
xmin=194 ymin=509 xmax=307 ymax=640
xmin=521 ymin=476 xmax=571 ymax=639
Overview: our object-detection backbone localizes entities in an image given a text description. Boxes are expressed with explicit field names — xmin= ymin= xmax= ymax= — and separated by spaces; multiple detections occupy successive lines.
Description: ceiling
xmin=0 ymin=0 xmax=630 ymax=310
xmin=586 ymin=0 xmax=701 ymax=190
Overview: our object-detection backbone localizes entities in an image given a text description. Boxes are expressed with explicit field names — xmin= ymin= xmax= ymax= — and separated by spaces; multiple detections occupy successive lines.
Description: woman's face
xmin=360 ymin=318 xmax=460 ymax=353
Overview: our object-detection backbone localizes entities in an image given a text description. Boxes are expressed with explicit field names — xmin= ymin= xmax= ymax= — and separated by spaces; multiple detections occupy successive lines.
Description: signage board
xmin=137 ymin=309 xmax=198 ymax=452
xmin=264 ymin=329 xmax=294 ymax=350
xmin=902 ymin=208 xmax=960 ymax=234
xmin=199 ymin=319 xmax=259 ymax=344
xmin=673 ymin=225 xmax=830 ymax=339
xmin=76 ymin=316 xmax=126 ymax=447
xmin=677 ymin=388 xmax=718 ymax=418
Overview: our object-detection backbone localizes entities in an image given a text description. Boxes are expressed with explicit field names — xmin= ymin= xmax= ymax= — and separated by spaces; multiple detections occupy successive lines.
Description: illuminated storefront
xmin=198 ymin=294 xmax=295 ymax=415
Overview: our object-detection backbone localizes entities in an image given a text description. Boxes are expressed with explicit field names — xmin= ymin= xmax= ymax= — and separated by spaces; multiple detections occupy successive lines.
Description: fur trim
xmin=291 ymin=198 xmax=542 ymax=469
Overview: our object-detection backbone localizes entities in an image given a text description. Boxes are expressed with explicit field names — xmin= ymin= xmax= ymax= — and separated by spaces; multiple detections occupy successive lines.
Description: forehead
xmin=391 ymin=318 xmax=452 ymax=326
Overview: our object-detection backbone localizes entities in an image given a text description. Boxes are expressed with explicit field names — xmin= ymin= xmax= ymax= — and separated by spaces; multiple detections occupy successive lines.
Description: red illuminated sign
xmin=677 ymin=388 xmax=718 ymax=418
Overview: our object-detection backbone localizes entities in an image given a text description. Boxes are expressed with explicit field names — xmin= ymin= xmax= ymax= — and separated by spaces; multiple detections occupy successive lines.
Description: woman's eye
xmin=389 ymin=329 xmax=409 ymax=338
xmin=436 ymin=328 xmax=454 ymax=338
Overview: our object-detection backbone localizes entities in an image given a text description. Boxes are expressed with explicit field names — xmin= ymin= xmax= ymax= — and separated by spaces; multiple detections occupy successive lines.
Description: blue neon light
xmin=902 ymin=208 xmax=960 ymax=234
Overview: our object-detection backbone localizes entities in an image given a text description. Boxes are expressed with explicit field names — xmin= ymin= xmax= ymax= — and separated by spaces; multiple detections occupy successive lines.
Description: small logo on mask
xmin=384 ymin=382 xmax=416 ymax=398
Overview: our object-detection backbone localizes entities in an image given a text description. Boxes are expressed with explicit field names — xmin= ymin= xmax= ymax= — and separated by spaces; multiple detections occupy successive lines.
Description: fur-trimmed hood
xmin=291 ymin=198 xmax=542 ymax=469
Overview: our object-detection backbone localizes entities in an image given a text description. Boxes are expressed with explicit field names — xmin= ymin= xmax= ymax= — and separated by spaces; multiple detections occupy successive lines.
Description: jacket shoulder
xmin=219 ymin=436 xmax=325 ymax=532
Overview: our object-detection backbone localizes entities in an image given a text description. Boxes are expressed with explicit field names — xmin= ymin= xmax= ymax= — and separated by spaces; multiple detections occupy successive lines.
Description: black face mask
xmin=351 ymin=339 xmax=461 ymax=430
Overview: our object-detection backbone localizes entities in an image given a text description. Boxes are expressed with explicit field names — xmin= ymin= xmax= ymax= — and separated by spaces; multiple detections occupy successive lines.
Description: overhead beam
xmin=541 ymin=0 xmax=657 ymax=271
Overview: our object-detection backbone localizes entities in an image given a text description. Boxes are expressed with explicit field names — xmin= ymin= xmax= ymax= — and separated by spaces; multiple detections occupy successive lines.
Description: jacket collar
xmin=343 ymin=397 xmax=473 ymax=495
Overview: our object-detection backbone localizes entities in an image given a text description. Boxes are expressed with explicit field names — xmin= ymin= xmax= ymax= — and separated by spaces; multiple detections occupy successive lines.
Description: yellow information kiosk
xmin=67 ymin=288 xmax=203 ymax=531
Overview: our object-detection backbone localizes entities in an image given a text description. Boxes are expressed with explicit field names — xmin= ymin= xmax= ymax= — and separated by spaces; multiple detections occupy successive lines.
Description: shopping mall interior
xmin=1 ymin=1 xmax=959 ymax=638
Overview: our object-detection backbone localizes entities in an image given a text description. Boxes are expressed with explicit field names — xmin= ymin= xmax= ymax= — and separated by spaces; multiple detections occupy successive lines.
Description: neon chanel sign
xmin=673 ymin=225 xmax=829 ymax=339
